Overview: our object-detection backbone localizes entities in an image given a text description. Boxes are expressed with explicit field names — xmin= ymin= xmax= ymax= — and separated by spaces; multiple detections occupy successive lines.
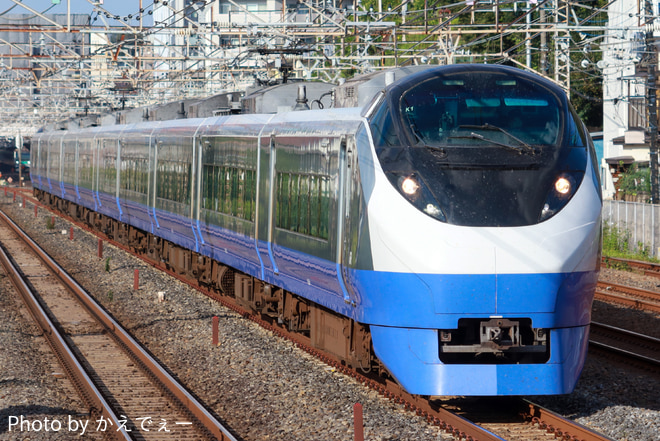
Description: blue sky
xmin=0 ymin=1 xmax=154 ymax=25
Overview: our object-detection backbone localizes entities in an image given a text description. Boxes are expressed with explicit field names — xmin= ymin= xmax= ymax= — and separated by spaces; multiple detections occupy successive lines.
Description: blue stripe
xmin=345 ymin=268 xmax=597 ymax=328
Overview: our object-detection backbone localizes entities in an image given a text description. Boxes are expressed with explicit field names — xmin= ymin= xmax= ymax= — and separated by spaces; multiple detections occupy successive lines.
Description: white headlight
xmin=401 ymin=177 xmax=419 ymax=195
xmin=555 ymin=177 xmax=571 ymax=195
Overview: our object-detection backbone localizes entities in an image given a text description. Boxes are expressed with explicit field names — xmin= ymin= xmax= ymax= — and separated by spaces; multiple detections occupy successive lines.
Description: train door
xmin=44 ymin=132 xmax=56 ymax=193
xmin=57 ymin=135 xmax=65 ymax=199
xmin=46 ymin=132 xmax=64 ymax=195
xmin=337 ymin=137 xmax=359 ymax=307
xmin=149 ymin=138 xmax=161 ymax=229
xmin=264 ymin=132 xmax=357 ymax=307
xmin=266 ymin=134 xmax=279 ymax=275
xmin=74 ymin=139 xmax=80 ymax=201
xmin=188 ymin=133 xmax=201 ymax=252
xmin=192 ymin=135 xmax=203 ymax=250
xmin=254 ymin=133 xmax=277 ymax=279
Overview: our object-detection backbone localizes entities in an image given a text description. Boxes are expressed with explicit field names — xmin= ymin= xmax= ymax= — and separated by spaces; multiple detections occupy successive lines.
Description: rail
xmin=595 ymin=280 xmax=660 ymax=314
xmin=0 ymin=208 xmax=238 ymax=441
xmin=0 ymin=211 xmax=131 ymax=441
xmin=590 ymin=322 xmax=660 ymax=371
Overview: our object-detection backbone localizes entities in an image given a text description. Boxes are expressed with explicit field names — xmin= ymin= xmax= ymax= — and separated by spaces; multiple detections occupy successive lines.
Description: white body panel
xmin=365 ymin=141 xmax=601 ymax=276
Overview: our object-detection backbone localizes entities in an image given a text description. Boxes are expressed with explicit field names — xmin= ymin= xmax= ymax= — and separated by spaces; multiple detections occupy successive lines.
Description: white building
xmin=601 ymin=0 xmax=655 ymax=199
xmin=150 ymin=0 xmax=355 ymax=96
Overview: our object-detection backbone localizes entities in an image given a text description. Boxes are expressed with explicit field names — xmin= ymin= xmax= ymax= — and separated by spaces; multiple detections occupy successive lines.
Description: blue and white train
xmin=31 ymin=64 xmax=602 ymax=396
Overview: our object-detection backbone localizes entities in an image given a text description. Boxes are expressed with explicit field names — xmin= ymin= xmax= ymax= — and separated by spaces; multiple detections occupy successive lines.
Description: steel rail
xmin=0 ymin=208 xmax=238 ymax=441
xmin=602 ymin=256 xmax=660 ymax=278
xmin=590 ymin=322 xmax=660 ymax=370
xmin=523 ymin=401 xmax=618 ymax=441
xmin=595 ymin=281 xmax=660 ymax=314
xmin=0 ymin=211 xmax=131 ymax=441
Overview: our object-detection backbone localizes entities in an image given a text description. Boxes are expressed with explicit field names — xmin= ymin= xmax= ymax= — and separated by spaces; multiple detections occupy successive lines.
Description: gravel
xmin=0 ymin=195 xmax=453 ymax=441
xmin=531 ymin=267 xmax=660 ymax=441
xmin=1 ymin=192 xmax=659 ymax=441
xmin=0 ymin=252 xmax=99 ymax=439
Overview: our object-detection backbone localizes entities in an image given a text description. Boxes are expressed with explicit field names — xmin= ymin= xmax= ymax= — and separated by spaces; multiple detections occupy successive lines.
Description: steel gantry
xmin=0 ymin=0 xmax=610 ymax=135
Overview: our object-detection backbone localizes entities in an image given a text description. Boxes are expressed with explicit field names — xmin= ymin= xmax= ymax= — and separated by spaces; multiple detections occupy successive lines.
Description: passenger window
xmin=276 ymin=172 xmax=330 ymax=240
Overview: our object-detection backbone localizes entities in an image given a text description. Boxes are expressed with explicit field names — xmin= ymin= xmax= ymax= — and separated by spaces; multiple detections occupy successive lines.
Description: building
xmin=601 ymin=0 xmax=656 ymax=200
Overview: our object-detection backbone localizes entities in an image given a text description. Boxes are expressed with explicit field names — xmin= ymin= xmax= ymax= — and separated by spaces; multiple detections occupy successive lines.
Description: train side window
xmin=62 ymin=139 xmax=76 ymax=185
xmin=121 ymin=155 xmax=149 ymax=195
xmin=200 ymin=137 xmax=256 ymax=222
xmin=100 ymin=140 xmax=117 ymax=194
xmin=275 ymin=172 xmax=329 ymax=240
xmin=156 ymin=146 xmax=191 ymax=205
xmin=78 ymin=140 xmax=94 ymax=189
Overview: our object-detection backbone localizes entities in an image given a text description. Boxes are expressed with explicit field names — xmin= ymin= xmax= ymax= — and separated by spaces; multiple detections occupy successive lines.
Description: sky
xmin=0 ymin=0 xmax=155 ymax=26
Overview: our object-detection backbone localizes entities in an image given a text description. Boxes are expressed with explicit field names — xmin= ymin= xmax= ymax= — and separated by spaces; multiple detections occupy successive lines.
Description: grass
xmin=601 ymin=223 xmax=660 ymax=264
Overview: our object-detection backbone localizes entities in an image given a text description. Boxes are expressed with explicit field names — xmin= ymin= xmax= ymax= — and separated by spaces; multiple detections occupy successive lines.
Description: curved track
xmin=0 ymin=207 xmax=237 ymax=441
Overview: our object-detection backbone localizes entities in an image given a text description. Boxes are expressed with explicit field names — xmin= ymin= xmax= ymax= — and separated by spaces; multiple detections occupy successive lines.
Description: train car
xmin=31 ymin=64 xmax=602 ymax=396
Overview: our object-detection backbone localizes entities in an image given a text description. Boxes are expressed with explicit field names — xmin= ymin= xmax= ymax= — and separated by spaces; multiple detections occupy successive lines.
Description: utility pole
xmin=646 ymin=1 xmax=659 ymax=203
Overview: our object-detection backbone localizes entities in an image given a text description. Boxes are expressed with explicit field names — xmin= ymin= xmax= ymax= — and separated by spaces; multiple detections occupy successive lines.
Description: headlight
xmin=389 ymin=173 xmax=447 ymax=222
xmin=401 ymin=176 xmax=420 ymax=195
xmin=539 ymin=172 xmax=582 ymax=222
xmin=554 ymin=176 xmax=571 ymax=195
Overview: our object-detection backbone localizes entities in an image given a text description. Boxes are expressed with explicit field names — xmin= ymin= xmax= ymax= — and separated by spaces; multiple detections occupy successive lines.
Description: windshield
xmin=400 ymin=72 xmax=561 ymax=148
xmin=370 ymin=65 xmax=590 ymax=227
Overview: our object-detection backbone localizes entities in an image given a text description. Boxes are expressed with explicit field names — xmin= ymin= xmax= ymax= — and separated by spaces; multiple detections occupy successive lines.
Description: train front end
xmin=353 ymin=65 xmax=602 ymax=396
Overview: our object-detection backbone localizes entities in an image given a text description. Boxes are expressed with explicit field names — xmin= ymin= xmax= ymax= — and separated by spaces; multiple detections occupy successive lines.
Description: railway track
xmin=589 ymin=322 xmax=660 ymax=372
xmin=0 ymin=208 xmax=237 ymax=441
xmin=595 ymin=280 xmax=660 ymax=313
xmin=434 ymin=397 xmax=616 ymax=441
xmin=602 ymin=256 xmax=660 ymax=279
xmin=2 ymin=188 xmax=616 ymax=441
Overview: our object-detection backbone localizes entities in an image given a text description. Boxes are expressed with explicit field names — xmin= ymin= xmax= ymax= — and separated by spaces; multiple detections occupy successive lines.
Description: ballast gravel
xmin=1 ymin=193 xmax=659 ymax=441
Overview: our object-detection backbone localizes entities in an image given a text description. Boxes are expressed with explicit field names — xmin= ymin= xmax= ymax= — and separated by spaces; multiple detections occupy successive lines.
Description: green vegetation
xmin=45 ymin=217 xmax=55 ymax=230
xmin=602 ymin=223 xmax=659 ymax=263
xmin=616 ymin=165 xmax=651 ymax=201
xmin=104 ymin=257 xmax=111 ymax=272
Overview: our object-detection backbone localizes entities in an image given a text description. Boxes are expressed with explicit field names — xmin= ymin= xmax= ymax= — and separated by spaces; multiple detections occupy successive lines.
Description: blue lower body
xmin=348 ymin=266 xmax=596 ymax=396
xmin=35 ymin=179 xmax=596 ymax=396
xmin=371 ymin=325 xmax=589 ymax=395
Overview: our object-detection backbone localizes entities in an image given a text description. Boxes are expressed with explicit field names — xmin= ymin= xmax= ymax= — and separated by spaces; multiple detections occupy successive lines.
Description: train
xmin=31 ymin=64 xmax=602 ymax=396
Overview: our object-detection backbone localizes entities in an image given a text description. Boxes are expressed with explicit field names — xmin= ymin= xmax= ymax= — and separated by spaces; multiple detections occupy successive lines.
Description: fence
xmin=602 ymin=199 xmax=660 ymax=258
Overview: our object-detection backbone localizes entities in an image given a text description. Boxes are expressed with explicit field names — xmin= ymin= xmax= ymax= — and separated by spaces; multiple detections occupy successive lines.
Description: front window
xmin=373 ymin=66 xmax=588 ymax=227
xmin=400 ymin=72 xmax=561 ymax=148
